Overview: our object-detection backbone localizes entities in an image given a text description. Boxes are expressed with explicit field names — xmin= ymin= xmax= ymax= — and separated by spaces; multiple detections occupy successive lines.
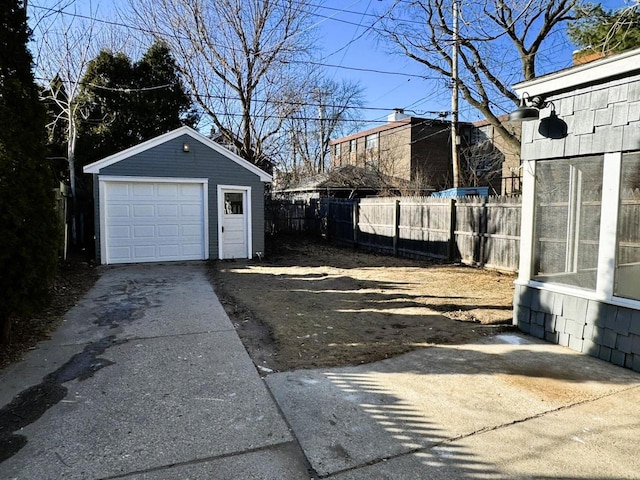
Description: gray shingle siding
xmin=93 ymin=134 xmax=266 ymax=261
xmin=514 ymin=60 xmax=640 ymax=372
xmin=521 ymin=72 xmax=640 ymax=161
xmin=514 ymin=286 xmax=640 ymax=373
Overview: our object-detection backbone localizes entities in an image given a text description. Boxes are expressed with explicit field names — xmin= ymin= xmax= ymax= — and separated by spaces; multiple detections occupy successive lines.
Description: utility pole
xmin=451 ymin=0 xmax=460 ymax=189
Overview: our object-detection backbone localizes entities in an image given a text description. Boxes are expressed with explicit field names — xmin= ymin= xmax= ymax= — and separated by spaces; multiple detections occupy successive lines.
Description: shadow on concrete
xmin=303 ymin=341 xmax=640 ymax=478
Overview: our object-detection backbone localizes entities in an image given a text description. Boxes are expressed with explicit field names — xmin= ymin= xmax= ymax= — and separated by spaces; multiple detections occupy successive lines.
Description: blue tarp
xmin=431 ymin=187 xmax=489 ymax=198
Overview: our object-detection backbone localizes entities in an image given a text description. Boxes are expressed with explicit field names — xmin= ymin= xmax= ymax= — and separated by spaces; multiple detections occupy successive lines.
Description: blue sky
xmin=312 ymin=0 xmax=631 ymax=125
xmin=29 ymin=0 xmax=631 ymax=128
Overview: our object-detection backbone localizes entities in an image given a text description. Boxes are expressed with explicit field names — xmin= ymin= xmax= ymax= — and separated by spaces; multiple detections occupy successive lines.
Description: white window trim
xmin=517 ymin=152 xmax=640 ymax=310
xmin=595 ymin=152 xmax=621 ymax=300
xmin=365 ymin=133 xmax=379 ymax=151
xmin=98 ymin=175 xmax=209 ymax=264
xmin=217 ymin=184 xmax=252 ymax=260
xmin=517 ymin=159 xmax=536 ymax=282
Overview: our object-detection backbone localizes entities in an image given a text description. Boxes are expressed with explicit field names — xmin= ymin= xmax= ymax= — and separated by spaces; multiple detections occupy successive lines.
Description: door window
xmin=224 ymin=192 xmax=243 ymax=214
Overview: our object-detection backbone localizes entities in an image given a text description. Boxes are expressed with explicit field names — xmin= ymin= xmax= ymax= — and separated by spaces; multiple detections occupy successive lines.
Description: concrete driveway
xmin=0 ymin=264 xmax=311 ymax=479
xmin=1 ymin=263 xmax=639 ymax=479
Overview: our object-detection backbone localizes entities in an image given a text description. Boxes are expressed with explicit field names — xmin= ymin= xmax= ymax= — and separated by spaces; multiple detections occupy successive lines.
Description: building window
xmin=532 ymin=156 xmax=603 ymax=290
xmin=614 ymin=152 xmax=640 ymax=301
xmin=365 ymin=133 xmax=378 ymax=151
xmin=334 ymin=143 xmax=341 ymax=157
xmin=350 ymin=139 xmax=357 ymax=153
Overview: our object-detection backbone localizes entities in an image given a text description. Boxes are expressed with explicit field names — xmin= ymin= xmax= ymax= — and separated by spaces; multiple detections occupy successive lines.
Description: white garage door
xmin=102 ymin=180 xmax=207 ymax=264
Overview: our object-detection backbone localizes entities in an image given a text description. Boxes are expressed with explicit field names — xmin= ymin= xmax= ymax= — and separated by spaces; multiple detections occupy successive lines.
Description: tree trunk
xmin=1 ymin=316 xmax=11 ymax=345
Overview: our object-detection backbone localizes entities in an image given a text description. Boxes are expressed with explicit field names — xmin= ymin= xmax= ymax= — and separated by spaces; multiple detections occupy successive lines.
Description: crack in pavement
xmin=317 ymin=383 xmax=640 ymax=479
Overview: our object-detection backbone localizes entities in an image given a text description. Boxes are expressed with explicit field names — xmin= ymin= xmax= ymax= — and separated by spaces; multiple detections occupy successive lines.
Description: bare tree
xmin=459 ymin=140 xmax=505 ymax=189
xmin=32 ymin=4 xmax=102 ymax=203
xmin=127 ymin=0 xmax=317 ymax=170
xmin=32 ymin=3 xmax=130 ymax=246
xmin=283 ymin=77 xmax=364 ymax=176
xmin=379 ymin=0 xmax=577 ymax=154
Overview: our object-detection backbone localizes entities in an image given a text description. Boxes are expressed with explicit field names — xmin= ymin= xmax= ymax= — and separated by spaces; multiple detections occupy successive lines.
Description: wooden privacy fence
xmin=454 ymin=196 xmax=521 ymax=271
xmin=266 ymin=196 xmax=522 ymax=271
xmin=265 ymin=199 xmax=324 ymax=235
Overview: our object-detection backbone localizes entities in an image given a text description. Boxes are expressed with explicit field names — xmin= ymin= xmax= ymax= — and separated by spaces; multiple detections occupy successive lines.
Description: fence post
xmin=480 ymin=197 xmax=488 ymax=266
xmin=352 ymin=200 xmax=359 ymax=247
xmin=393 ymin=198 xmax=400 ymax=256
xmin=448 ymin=198 xmax=457 ymax=261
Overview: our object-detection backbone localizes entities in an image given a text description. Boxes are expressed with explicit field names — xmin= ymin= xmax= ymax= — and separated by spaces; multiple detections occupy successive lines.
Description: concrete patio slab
xmin=265 ymin=333 xmax=640 ymax=478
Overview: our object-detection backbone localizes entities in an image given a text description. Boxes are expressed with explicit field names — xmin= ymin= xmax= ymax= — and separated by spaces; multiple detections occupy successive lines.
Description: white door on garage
xmin=102 ymin=179 xmax=208 ymax=264
xmin=220 ymin=188 xmax=250 ymax=259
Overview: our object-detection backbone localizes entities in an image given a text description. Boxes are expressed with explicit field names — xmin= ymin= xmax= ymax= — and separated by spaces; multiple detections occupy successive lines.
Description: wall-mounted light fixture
xmin=508 ymin=92 xmax=547 ymax=122
xmin=538 ymin=103 xmax=568 ymax=139
xmin=183 ymin=142 xmax=190 ymax=152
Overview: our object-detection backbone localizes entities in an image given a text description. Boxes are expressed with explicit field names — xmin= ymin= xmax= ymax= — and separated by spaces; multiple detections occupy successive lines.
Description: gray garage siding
xmin=92 ymin=134 xmax=266 ymax=262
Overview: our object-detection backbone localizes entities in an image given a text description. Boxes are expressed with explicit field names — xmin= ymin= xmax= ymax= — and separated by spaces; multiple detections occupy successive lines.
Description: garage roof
xmin=83 ymin=126 xmax=272 ymax=182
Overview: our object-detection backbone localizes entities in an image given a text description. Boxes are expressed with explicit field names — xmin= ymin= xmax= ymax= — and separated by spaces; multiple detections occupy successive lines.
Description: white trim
xmin=517 ymin=151 xmax=640 ymax=308
xmin=83 ymin=126 xmax=272 ymax=182
xmin=98 ymin=176 xmax=209 ymax=265
xmin=99 ymin=175 xmax=208 ymax=184
xmin=217 ymin=184 xmax=253 ymax=260
xmin=517 ymin=160 xmax=536 ymax=282
xmin=514 ymin=48 xmax=640 ymax=98
xmin=595 ymin=152 xmax=622 ymax=299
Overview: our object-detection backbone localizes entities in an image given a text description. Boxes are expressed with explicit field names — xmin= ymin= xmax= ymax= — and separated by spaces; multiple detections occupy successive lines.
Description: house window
xmin=532 ymin=156 xmax=603 ymax=290
xmin=365 ymin=133 xmax=378 ymax=151
xmin=350 ymin=139 xmax=357 ymax=153
xmin=334 ymin=143 xmax=341 ymax=157
xmin=614 ymin=152 xmax=640 ymax=301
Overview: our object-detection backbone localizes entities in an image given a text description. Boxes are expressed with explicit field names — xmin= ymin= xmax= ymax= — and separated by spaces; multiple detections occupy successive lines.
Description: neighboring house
xmin=329 ymin=109 xmax=521 ymax=195
xmin=472 ymin=115 xmax=522 ymax=195
xmin=329 ymin=110 xmax=470 ymax=192
xmin=512 ymin=48 xmax=640 ymax=371
xmin=83 ymin=126 xmax=272 ymax=264
xmin=273 ymin=164 xmax=401 ymax=200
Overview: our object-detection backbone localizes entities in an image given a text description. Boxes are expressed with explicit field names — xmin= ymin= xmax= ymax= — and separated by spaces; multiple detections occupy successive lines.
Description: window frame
xmin=517 ymin=151 xmax=640 ymax=309
xmin=365 ymin=133 xmax=379 ymax=151
xmin=531 ymin=156 xmax=604 ymax=291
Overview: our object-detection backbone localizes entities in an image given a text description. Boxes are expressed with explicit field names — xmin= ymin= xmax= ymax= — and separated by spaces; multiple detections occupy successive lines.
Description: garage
xmin=101 ymin=178 xmax=208 ymax=264
xmin=83 ymin=126 xmax=271 ymax=265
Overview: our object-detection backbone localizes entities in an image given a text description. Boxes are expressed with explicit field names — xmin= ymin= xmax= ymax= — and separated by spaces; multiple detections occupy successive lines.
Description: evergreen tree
xmin=0 ymin=1 xmax=60 ymax=342
xmin=133 ymin=42 xmax=198 ymax=140
xmin=77 ymin=42 xmax=196 ymax=168
xmin=76 ymin=49 xmax=136 ymax=166
xmin=568 ymin=3 xmax=640 ymax=54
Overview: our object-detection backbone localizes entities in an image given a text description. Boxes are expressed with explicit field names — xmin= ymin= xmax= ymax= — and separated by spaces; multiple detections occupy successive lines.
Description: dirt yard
xmin=0 ymin=259 xmax=99 ymax=370
xmin=209 ymin=238 xmax=517 ymax=373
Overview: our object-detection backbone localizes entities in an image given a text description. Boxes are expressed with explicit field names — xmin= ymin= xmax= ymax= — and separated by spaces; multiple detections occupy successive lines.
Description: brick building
xmin=472 ymin=116 xmax=523 ymax=195
xmin=329 ymin=110 xmax=470 ymax=193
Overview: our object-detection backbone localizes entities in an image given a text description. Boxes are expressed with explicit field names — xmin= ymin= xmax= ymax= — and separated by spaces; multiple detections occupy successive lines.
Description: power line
xmin=285 ymin=59 xmax=435 ymax=79
xmin=35 ymin=74 xmax=446 ymax=116
xmin=29 ymin=3 xmax=431 ymax=80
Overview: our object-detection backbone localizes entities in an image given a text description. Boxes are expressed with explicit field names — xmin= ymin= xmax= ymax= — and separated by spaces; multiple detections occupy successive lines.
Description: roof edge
xmin=83 ymin=126 xmax=272 ymax=182
xmin=513 ymin=47 xmax=640 ymax=98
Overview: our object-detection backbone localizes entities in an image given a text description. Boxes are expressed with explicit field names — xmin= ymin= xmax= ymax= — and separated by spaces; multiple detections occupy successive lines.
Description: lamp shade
xmin=508 ymin=106 xmax=540 ymax=122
